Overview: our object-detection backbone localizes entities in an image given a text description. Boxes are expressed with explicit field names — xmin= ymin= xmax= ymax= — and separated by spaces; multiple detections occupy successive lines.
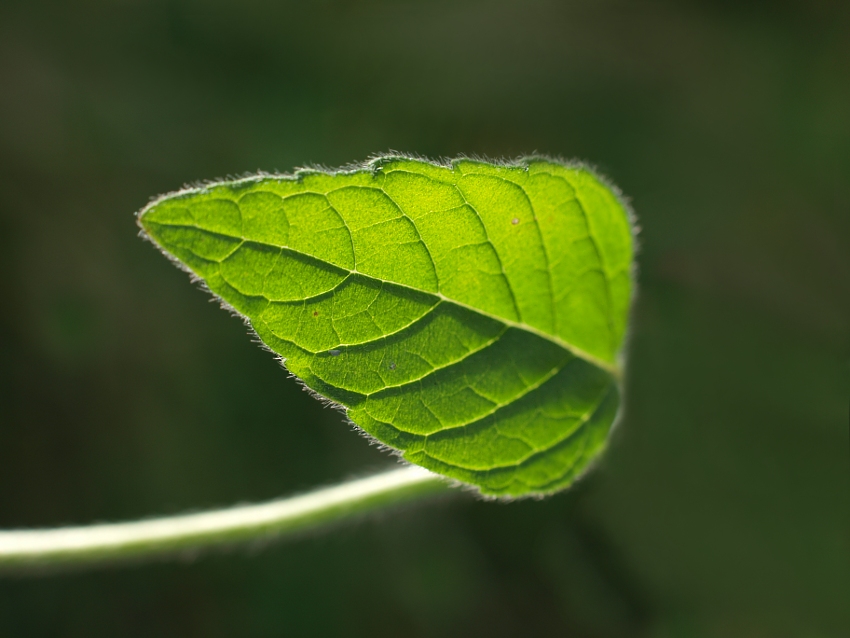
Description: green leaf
xmin=138 ymin=156 xmax=634 ymax=497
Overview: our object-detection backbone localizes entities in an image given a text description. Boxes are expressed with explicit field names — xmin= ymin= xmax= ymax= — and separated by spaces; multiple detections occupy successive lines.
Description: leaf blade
xmin=139 ymin=156 xmax=634 ymax=497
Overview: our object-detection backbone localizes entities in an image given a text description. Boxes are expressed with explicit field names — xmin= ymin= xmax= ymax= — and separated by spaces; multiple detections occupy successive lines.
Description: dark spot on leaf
xmin=389 ymin=362 xmax=396 ymax=370
xmin=313 ymin=311 xmax=319 ymax=317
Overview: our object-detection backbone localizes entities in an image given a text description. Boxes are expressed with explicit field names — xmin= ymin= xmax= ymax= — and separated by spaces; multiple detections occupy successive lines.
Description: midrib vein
xmin=150 ymin=222 xmax=620 ymax=378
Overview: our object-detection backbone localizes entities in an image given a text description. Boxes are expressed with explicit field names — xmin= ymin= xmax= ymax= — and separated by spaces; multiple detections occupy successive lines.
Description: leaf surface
xmin=139 ymin=156 xmax=634 ymax=497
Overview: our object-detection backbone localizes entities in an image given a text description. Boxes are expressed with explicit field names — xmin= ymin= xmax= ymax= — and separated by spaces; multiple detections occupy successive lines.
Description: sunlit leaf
xmin=138 ymin=156 xmax=635 ymax=497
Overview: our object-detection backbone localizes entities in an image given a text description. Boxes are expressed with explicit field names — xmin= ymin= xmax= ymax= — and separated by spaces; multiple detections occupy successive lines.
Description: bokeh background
xmin=1 ymin=1 xmax=848 ymax=636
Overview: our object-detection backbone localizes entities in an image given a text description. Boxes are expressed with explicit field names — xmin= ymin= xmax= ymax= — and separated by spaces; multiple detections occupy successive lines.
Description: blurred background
xmin=0 ymin=0 xmax=847 ymax=636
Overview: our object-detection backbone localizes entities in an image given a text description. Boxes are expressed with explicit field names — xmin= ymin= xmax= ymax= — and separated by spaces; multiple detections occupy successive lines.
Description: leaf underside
xmin=139 ymin=156 xmax=634 ymax=497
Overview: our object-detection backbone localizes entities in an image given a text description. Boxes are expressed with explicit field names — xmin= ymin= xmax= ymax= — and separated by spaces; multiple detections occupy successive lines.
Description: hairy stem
xmin=0 ymin=465 xmax=447 ymax=573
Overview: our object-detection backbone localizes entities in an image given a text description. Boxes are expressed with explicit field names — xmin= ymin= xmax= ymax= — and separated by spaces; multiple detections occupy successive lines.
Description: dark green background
xmin=1 ymin=1 xmax=847 ymax=636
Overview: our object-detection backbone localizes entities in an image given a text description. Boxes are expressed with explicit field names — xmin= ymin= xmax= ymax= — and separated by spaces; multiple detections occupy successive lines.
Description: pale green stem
xmin=0 ymin=465 xmax=448 ymax=573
